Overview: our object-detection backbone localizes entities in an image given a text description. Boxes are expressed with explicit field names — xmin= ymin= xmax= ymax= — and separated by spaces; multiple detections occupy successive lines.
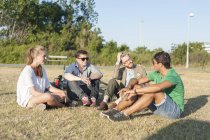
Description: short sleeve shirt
xmin=147 ymin=67 xmax=185 ymax=112
xmin=64 ymin=62 xmax=102 ymax=84
xmin=16 ymin=65 xmax=51 ymax=107
xmin=125 ymin=68 xmax=135 ymax=87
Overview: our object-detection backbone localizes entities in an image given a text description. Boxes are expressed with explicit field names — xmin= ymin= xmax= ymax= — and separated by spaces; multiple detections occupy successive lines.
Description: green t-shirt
xmin=147 ymin=68 xmax=184 ymax=112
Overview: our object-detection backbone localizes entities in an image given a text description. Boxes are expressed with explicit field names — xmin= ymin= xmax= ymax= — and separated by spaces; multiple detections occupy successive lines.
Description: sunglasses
xmin=78 ymin=57 xmax=89 ymax=61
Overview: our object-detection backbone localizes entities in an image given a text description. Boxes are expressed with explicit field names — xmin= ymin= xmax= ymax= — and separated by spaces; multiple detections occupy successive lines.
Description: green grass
xmin=0 ymin=66 xmax=210 ymax=140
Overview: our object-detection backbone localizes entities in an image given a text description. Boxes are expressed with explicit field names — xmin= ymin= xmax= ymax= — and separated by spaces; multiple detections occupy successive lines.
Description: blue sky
xmin=94 ymin=0 xmax=210 ymax=51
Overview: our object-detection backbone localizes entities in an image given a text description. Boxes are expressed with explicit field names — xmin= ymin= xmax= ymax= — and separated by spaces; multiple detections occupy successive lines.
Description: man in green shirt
xmin=101 ymin=51 xmax=184 ymax=121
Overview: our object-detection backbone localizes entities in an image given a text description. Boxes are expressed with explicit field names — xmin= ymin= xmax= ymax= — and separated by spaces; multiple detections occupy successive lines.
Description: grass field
xmin=0 ymin=65 xmax=210 ymax=140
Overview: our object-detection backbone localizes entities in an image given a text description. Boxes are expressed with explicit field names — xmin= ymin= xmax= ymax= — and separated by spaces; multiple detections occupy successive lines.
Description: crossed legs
xmin=115 ymin=92 xmax=165 ymax=116
xmin=27 ymin=93 xmax=64 ymax=108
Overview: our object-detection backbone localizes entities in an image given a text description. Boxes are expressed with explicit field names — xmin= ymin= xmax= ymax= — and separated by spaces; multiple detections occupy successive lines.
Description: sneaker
xmin=65 ymin=100 xmax=79 ymax=107
xmin=82 ymin=96 xmax=91 ymax=106
xmin=100 ymin=109 xmax=119 ymax=118
xmin=108 ymin=112 xmax=131 ymax=122
xmin=109 ymin=102 xmax=117 ymax=109
xmin=97 ymin=102 xmax=108 ymax=110
xmin=71 ymin=100 xmax=79 ymax=107
xmin=90 ymin=97 xmax=97 ymax=107
xmin=35 ymin=103 xmax=46 ymax=111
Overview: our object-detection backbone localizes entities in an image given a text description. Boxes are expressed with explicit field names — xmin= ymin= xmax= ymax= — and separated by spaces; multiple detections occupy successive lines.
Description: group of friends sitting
xmin=16 ymin=45 xmax=184 ymax=122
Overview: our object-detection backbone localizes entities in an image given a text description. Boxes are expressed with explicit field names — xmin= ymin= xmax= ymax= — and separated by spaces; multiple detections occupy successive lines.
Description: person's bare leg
xmin=115 ymin=95 xmax=138 ymax=111
xmin=115 ymin=83 xmax=147 ymax=111
xmin=27 ymin=94 xmax=64 ymax=108
xmin=122 ymin=92 xmax=165 ymax=116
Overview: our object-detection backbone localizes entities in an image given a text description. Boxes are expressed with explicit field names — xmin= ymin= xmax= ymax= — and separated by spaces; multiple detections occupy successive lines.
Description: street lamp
xmin=186 ymin=12 xmax=194 ymax=69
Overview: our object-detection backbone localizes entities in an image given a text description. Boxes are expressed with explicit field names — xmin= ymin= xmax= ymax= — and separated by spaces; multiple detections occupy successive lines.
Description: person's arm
xmin=89 ymin=73 xmax=103 ymax=80
xmin=112 ymin=52 xmax=123 ymax=78
xmin=64 ymin=73 xmax=82 ymax=81
xmin=135 ymin=80 xmax=173 ymax=94
xmin=125 ymin=76 xmax=150 ymax=90
xmin=48 ymin=86 xmax=66 ymax=98
xmin=113 ymin=63 xmax=120 ymax=78
xmin=138 ymin=76 xmax=150 ymax=85
xmin=88 ymin=64 xmax=103 ymax=80
xmin=64 ymin=73 xmax=90 ymax=85
xmin=126 ymin=78 xmax=138 ymax=89
xmin=63 ymin=64 xmax=83 ymax=81
xmin=29 ymin=87 xmax=43 ymax=96
xmin=118 ymin=76 xmax=149 ymax=95
xmin=124 ymin=80 xmax=173 ymax=100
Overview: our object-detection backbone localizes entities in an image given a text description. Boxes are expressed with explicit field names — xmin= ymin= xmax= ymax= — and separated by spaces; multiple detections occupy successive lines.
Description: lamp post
xmin=186 ymin=12 xmax=194 ymax=69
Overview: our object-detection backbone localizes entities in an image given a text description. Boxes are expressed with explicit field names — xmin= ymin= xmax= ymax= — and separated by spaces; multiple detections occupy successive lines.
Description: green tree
xmin=98 ymin=40 xmax=118 ymax=65
xmin=190 ymin=50 xmax=209 ymax=68
xmin=132 ymin=46 xmax=152 ymax=65
xmin=171 ymin=43 xmax=187 ymax=65
xmin=118 ymin=44 xmax=129 ymax=52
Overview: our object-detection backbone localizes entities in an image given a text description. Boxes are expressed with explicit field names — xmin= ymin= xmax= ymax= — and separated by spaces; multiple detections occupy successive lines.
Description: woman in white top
xmin=17 ymin=45 xmax=66 ymax=109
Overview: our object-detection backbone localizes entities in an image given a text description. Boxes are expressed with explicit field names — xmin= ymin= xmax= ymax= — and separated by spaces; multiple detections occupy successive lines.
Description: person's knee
xmin=68 ymin=81 xmax=78 ymax=87
xmin=44 ymin=94 xmax=55 ymax=102
xmin=122 ymin=95 xmax=138 ymax=102
xmin=154 ymin=92 xmax=165 ymax=98
xmin=142 ymin=93 xmax=155 ymax=100
xmin=67 ymin=81 xmax=81 ymax=93
xmin=133 ymin=84 xmax=140 ymax=89
xmin=108 ymin=78 xmax=118 ymax=85
xmin=129 ymin=78 xmax=138 ymax=84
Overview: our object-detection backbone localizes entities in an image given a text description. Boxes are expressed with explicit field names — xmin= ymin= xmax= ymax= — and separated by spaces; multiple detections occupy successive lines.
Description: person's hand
xmin=81 ymin=76 xmax=91 ymax=86
xmin=123 ymin=90 xmax=136 ymax=100
xmin=58 ymin=90 xmax=66 ymax=99
xmin=116 ymin=52 xmax=123 ymax=64
xmin=118 ymin=87 xmax=129 ymax=95
xmin=133 ymin=84 xmax=142 ymax=91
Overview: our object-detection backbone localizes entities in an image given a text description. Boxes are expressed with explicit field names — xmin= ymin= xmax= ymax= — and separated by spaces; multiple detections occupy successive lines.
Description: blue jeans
xmin=67 ymin=80 xmax=99 ymax=100
xmin=148 ymin=94 xmax=181 ymax=119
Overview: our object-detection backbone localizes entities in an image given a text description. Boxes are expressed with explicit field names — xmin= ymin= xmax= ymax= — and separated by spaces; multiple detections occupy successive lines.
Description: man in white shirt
xmin=97 ymin=52 xmax=147 ymax=110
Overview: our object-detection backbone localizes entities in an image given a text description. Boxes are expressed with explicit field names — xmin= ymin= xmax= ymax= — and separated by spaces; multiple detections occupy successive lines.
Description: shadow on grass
xmin=0 ymin=92 xmax=16 ymax=96
xmin=132 ymin=112 xmax=153 ymax=119
xmin=131 ymin=95 xmax=209 ymax=119
xmin=182 ymin=95 xmax=209 ymax=117
xmin=145 ymin=119 xmax=210 ymax=140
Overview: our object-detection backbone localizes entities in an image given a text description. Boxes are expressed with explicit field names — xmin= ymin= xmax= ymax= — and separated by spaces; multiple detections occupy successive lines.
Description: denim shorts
xmin=148 ymin=94 xmax=181 ymax=119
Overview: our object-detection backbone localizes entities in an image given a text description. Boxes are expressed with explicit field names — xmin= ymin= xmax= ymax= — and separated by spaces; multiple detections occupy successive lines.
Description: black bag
xmin=51 ymin=75 xmax=67 ymax=90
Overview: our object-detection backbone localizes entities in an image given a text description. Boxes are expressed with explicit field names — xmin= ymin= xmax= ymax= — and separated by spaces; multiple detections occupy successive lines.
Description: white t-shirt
xmin=16 ymin=65 xmax=51 ymax=107
xmin=125 ymin=68 xmax=135 ymax=87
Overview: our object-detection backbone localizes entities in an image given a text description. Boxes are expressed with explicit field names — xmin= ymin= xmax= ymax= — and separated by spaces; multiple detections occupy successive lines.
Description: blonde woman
xmin=17 ymin=45 xmax=66 ymax=110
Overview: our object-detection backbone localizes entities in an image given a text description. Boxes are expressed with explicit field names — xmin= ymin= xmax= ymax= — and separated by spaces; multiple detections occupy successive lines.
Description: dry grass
xmin=0 ymin=65 xmax=210 ymax=140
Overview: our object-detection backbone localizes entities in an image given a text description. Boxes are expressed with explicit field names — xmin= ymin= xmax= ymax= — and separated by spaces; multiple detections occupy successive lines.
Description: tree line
xmin=0 ymin=0 xmax=209 ymax=67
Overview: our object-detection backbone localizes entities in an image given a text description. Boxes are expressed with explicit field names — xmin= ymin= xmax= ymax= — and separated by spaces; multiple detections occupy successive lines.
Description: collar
xmin=125 ymin=64 xmax=136 ymax=70
xmin=74 ymin=62 xmax=89 ymax=70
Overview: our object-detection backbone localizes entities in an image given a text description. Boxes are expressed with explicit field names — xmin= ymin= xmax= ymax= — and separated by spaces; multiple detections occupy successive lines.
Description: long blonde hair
xmin=26 ymin=45 xmax=46 ymax=77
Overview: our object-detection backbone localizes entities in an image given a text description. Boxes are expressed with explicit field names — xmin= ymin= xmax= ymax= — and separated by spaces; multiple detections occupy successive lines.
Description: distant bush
xmin=0 ymin=45 xmax=30 ymax=64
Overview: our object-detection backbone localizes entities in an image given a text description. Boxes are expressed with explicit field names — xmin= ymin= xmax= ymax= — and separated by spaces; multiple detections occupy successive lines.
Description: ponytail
xmin=26 ymin=48 xmax=34 ymax=65
xmin=26 ymin=45 xmax=46 ymax=77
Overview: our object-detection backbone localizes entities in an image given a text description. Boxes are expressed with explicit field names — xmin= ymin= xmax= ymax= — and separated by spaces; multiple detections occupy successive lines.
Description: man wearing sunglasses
xmin=97 ymin=52 xmax=147 ymax=110
xmin=64 ymin=50 xmax=103 ymax=106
